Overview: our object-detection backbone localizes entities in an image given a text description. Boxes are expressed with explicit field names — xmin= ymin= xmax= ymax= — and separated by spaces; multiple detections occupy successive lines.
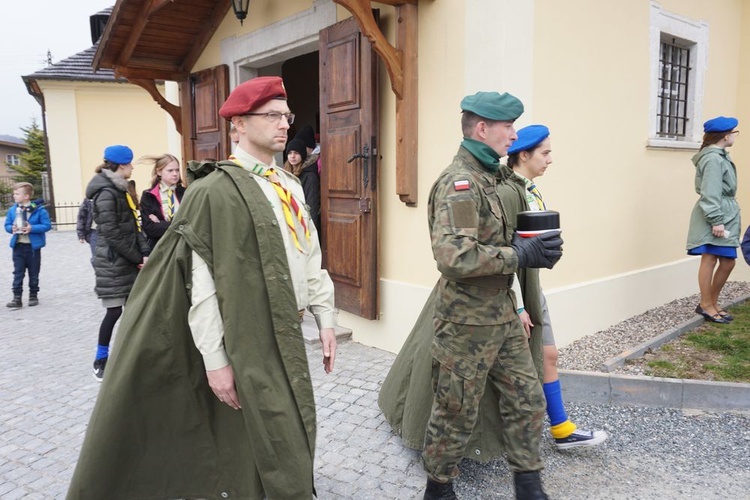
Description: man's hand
xmin=511 ymin=231 xmax=563 ymax=269
xmin=319 ymin=327 xmax=337 ymax=374
xmin=148 ymin=214 xmax=160 ymax=223
xmin=206 ymin=365 xmax=242 ymax=410
xmin=518 ymin=309 xmax=534 ymax=338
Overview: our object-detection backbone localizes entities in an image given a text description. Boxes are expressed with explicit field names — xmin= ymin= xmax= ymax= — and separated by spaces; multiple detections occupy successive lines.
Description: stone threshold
xmin=301 ymin=311 xmax=352 ymax=344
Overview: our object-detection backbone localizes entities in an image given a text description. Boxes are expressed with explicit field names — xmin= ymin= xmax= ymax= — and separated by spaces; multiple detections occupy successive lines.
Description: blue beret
xmin=507 ymin=124 xmax=550 ymax=155
xmin=103 ymin=145 xmax=134 ymax=165
xmin=703 ymin=116 xmax=738 ymax=133
xmin=460 ymin=91 xmax=524 ymax=121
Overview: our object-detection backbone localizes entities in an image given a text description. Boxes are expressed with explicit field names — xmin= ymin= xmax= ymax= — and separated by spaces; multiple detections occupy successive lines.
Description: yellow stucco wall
xmin=39 ymin=81 xmax=171 ymax=209
xmin=175 ymin=0 xmax=750 ymax=352
xmin=193 ymin=1 xmax=313 ymax=73
xmin=532 ymin=0 xmax=747 ymax=289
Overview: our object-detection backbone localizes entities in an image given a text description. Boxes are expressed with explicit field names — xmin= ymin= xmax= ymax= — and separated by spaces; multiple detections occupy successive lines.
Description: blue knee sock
xmin=544 ymin=379 xmax=576 ymax=438
xmin=96 ymin=344 xmax=109 ymax=360
xmin=543 ymin=379 xmax=568 ymax=426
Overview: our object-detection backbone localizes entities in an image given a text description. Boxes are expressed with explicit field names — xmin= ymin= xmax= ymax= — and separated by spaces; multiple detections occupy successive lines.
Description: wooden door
xmin=180 ymin=65 xmax=230 ymax=166
xmin=320 ymin=16 xmax=379 ymax=319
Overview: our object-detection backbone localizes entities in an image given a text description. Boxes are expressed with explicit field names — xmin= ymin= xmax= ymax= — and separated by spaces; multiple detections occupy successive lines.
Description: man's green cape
xmin=67 ymin=162 xmax=317 ymax=499
xmin=377 ymin=165 xmax=544 ymax=462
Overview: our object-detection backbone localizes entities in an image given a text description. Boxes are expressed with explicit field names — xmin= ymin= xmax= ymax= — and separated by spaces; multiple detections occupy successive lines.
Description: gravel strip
xmin=557 ymin=281 xmax=750 ymax=374
xmin=454 ymin=402 xmax=750 ymax=499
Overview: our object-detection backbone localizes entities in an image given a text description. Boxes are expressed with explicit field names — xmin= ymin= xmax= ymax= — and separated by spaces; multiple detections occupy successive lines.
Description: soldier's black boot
xmin=28 ymin=294 xmax=39 ymax=307
xmin=424 ymin=477 xmax=457 ymax=500
xmin=6 ymin=295 xmax=22 ymax=308
xmin=514 ymin=471 xmax=549 ymax=500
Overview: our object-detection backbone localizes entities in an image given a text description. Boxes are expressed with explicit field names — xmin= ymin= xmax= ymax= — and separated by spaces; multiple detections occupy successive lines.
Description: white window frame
xmin=5 ymin=154 xmax=20 ymax=167
xmin=648 ymin=2 xmax=708 ymax=150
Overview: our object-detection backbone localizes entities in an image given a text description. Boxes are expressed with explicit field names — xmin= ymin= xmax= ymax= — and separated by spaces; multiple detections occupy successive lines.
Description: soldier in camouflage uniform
xmin=422 ymin=92 xmax=563 ymax=500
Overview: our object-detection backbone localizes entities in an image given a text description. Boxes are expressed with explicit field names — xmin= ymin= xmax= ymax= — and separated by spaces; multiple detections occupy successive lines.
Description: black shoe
xmin=28 ymin=295 xmax=38 ymax=307
xmin=514 ymin=471 xmax=549 ymax=500
xmin=424 ymin=477 xmax=457 ymax=500
xmin=6 ymin=296 xmax=22 ymax=308
xmin=93 ymin=357 xmax=108 ymax=382
xmin=717 ymin=310 xmax=734 ymax=321
xmin=555 ymin=429 xmax=608 ymax=450
xmin=695 ymin=305 xmax=730 ymax=324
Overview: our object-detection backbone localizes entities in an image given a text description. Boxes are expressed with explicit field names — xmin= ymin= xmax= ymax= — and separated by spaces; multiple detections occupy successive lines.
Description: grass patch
xmin=641 ymin=300 xmax=750 ymax=383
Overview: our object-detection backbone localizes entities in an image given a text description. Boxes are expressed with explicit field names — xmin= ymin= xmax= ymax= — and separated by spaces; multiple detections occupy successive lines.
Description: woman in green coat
xmin=687 ymin=116 xmax=741 ymax=324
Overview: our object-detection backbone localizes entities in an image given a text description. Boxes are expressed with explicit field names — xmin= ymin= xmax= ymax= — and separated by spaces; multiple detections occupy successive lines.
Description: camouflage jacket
xmin=428 ymin=146 xmax=519 ymax=325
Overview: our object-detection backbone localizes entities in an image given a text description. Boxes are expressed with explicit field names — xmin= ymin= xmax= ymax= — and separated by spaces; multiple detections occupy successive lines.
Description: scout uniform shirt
xmin=510 ymin=171 xmax=544 ymax=310
xmin=188 ymin=146 xmax=336 ymax=370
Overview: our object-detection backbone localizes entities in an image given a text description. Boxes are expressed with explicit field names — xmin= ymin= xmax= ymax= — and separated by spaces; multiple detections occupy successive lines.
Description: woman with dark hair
xmin=85 ymin=145 xmax=150 ymax=381
xmin=138 ymin=154 xmax=185 ymax=250
xmin=505 ymin=125 xmax=607 ymax=449
xmin=285 ymin=138 xmax=321 ymax=231
xmin=687 ymin=116 xmax=741 ymax=324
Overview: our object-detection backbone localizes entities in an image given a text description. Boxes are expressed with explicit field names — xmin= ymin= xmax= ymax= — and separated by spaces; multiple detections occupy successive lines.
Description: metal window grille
xmin=657 ymin=40 xmax=691 ymax=138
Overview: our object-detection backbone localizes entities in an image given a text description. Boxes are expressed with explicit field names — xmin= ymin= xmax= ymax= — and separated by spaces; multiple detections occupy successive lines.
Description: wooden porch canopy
xmin=95 ymin=0 xmax=419 ymax=205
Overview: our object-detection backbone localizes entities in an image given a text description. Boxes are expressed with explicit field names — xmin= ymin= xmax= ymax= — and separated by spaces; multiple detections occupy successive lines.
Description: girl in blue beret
xmin=687 ymin=117 xmax=740 ymax=323
xmin=506 ymin=125 xmax=608 ymax=450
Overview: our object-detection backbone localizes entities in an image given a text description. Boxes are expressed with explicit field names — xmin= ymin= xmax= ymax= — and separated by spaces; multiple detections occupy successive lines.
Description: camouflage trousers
xmin=422 ymin=318 xmax=546 ymax=482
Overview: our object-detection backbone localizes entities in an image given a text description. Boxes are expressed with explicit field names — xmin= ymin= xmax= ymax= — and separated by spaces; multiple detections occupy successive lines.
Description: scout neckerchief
xmin=229 ymin=155 xmax=310 ymax=252
xmin=166 ymin=188 xmax=175 ymax=220
xmin=514 ymin=171 xmax=546 ymax=211
xmin=461 ymin=137 xmax=500 ymax=172
xmin=160 ymin=183 xmax=176 ymax=221
xmin=125 ymin=193 xmax=142 ymax=231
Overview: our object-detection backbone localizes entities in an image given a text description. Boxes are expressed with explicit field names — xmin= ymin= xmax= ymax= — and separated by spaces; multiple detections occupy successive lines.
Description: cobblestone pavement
xmin=1 ymin=232 xmax=749 ymax=499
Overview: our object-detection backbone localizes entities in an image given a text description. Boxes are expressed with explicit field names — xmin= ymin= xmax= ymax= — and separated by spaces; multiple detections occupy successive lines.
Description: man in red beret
xmin=68 ymin=76 xmax=337 ymax=499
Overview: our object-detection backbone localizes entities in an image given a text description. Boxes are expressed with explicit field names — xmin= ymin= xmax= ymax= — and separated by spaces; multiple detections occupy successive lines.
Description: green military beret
xmin=460 ymin=91 xmax=524 ymax=121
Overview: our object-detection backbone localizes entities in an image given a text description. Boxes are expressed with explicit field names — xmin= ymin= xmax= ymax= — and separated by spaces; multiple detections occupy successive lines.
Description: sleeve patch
xmin=454 ymin=180 xmax=471 ymax=191
xmin=449 ymin=199 xmax=478 ymax=229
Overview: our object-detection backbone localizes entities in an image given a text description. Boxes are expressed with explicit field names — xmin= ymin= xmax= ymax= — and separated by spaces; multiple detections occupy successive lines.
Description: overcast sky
xmin=0 ymin=0 xmax=114 ymax=138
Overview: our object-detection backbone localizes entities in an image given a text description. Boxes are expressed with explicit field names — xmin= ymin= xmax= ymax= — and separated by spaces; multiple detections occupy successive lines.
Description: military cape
xmin=67 ymin=162 xmax=317 ymax=499
xmin=377 ymin=164 xmax=544 ymax=462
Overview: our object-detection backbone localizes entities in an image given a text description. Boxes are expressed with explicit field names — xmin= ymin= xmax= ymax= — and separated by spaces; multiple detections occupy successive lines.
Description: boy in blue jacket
xmin=4 ymin=182 xmax=51 ymax=308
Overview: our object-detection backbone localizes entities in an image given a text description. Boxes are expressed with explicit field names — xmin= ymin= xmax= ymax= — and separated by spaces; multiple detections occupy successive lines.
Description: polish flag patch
xmin=453 ymin=180 xmax=470 ymax=191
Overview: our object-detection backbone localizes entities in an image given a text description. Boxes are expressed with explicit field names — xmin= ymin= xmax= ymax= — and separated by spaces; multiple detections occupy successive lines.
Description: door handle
xmin=347 ymin=143 xmax=371 ymax=189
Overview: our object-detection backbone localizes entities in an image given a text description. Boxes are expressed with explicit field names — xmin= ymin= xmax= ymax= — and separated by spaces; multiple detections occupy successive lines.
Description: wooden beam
xmin=129 ymin=78 xmax=183 ymax=135
xmin=118 ymin=0 xmax=166 ymax=67
xmin=374 ymin=0 xmax=417 ymax=5
xmin=113 ymin=65 xmax=189 ymax=82
xmin=395 ymin=3 xmax=418 ymax=205
xmin=335 ymin=0 xmax=404 ymax=99
xmin=337 ymin=0 xmax=419 ymax=205
xmin=147 ymin=0 xmax=175 ymax=15
xmin=181 ymin=0 xmax=231 ymax=72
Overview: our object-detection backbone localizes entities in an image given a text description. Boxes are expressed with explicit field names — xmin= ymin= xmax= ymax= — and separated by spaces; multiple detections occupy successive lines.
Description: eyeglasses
xmin=243 ymin=112 xmax=295 ymax=124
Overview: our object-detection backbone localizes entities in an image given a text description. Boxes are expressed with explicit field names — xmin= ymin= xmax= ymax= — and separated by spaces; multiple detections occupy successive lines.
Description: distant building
xmin=21 ymin=7 xmax=170 ymax=222
xmin=0 ymin=135 xmax=28 ymax=209
xmin=0 ymin=134 xmax=27 ymax=178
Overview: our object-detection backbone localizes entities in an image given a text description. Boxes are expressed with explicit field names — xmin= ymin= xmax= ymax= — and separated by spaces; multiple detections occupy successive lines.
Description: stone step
xmin=301 ymin=312 xmax=352 ymax=345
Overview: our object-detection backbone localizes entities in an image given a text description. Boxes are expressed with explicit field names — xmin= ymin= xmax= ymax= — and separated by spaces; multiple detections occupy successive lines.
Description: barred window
xmin=657 ymin=39 xmax=691 ymax=138
xmin=6 ymin=154 xmax=20 ymax=167
xmin=649 ymin=3 xmax=708 ymax=148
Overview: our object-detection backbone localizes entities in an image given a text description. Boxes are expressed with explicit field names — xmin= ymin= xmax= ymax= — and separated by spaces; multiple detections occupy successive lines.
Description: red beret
xmin=219 ymin=76 xmax=287 ymax=119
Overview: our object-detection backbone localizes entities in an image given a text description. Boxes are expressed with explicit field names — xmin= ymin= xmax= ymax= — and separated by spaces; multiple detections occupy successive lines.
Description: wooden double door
xmin=182 ymin=16 xmax=380 ymax=320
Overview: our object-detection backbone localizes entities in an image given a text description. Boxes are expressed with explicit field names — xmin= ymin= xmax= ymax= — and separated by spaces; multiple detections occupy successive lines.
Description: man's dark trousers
xmin=12 ymin=243 xmax=41 ymax=295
